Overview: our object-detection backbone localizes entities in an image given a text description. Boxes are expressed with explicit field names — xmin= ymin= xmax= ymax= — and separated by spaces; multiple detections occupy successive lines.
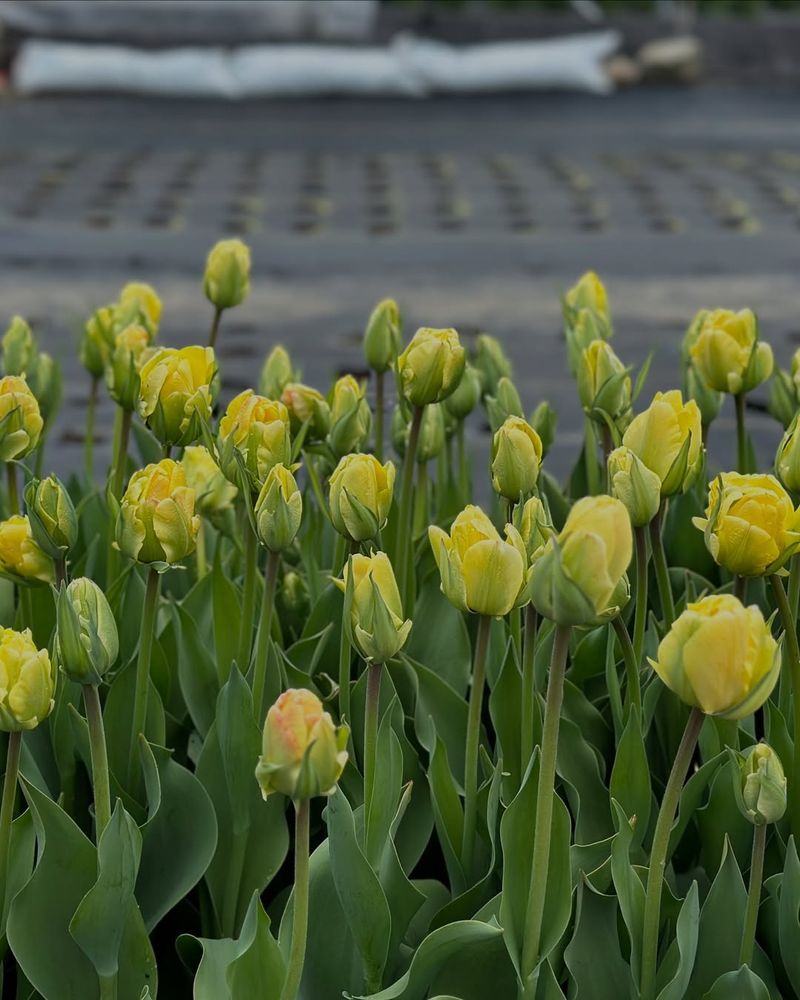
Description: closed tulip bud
xmin=329 ymin=453 xmax=395 ymax=542
xmin=203 ymin=239 xmax=251 ymax=311
xmin=259 ymin=345 xmax=296 ymax=399
xmin=735 ymin=743 xmax=787 ymax=826
xmin=335 ymin=552 xmax=411 ymax=663
xmin=689 ymin=308 xmax=773 ymax=395
xmin=80 ymin=306 xmax=115 ymax=379
xmin=3 ymin=316 xmax=37 ymax=377
xmin=531 ymin=495 xmax=632 ymax=626
xmin=328 ymin=375 xmax=371 ymax=458
xmin=577 ymin=340 xmax=631 ymax=427
xmin=139 ymin=346 xmax=218 ymax=447
xmin=564 ymin=307 xmax=610 ymax=376
xmin=116 ymin=282 xmax=161 ymax=337
xmin=107 ymin=324 xmax=150 ymax=412
xmin=515 ymin=495 xmax=553 ymax=563
xmin=281 ymin=382 xmax=331 ymax=441
xmin=0 ymin=627 xmax=54 ymax=731
xmin=622 ymin=389 xmax=703 ymax=496
xmin=491 ymin=416 xmax=542 ymax=502
xmin=0 ymin=515 xmax=54 ymax=584
xmin=56 ymin=577 xmax=119 ymax=685
xmin=256 ymin=688 xmax=348 ymax=800
xmin=116 ymin=459 xmax=199 ymax=565
xmin=0 ymin=375 xmax=43 ymax=461
xmin=681 ymin=309 xmax=709 ymax=365
xmin=649 ymin=594 xmax=780 ymax=719
xmin=219 ymin=390 xmax=291 ymax=488
xmin=429 ymin=504 xmax=529 ymax=617
xmin=768 ymin=367 xmax=797 ymax=429
xmin=255 ymin=464 xmax=302 ymax=553
xmin=790 ymin=347 xmax=800 ymax=396
xmin=364 ymin=298 xmax=401 ymax=374
xmin=445 ymin=363 xmax=482 ymax=421
xmin=607 ymin=446 xmax=661 ymax=527
xmin=684 ymin=363 xmax=723 ymax=430
xmin=485 ymin=376 xmax=524 ymax=433
xmin=473 ymin=333 xmax=512 ymax=396
xmin=416 ymin=403 xmax=446 ymax=463
xmin=564 ymin=270 xmax=611 ymax=325
xmin=182 ymin=445 xmax=237 ymax=516
xmin=777 ymin=414 xmax=800 ymax=493
xmin=693 ymin=472 xmax=800 ymax=576
xmin=24 ymin=475 xmax=77 ymax=558
xmin=398 ymin=327 xmax=466 ymax=407
xmin=529 ymin=401 xmax=557 ymax=458
xmin=28 ymin=352 xmax=61 ymax=428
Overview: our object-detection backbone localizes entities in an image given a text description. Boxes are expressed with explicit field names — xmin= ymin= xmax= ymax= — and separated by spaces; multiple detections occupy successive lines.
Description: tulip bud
xmin=622 ymin=390 xmax=703 ymax=497
xmin=693 ymin=472 xmax=800 ymax=577
xmin=107 ymin=325 xmax=150 ymax=412
xmin=2 ymin=316 xmax=37 ymax=377
xmin=515 ymin=495 xmax=553 ymax=563
xmin=0 ymin=375 xmax=43 ymax=461
xmin=24 ymin=475 xmax=77 ymax=559
xmin=684 ymin=363 xmax=723 ymax=430
xmin=577 ymin=340 xmax=631 ymax=428
xmin=116 ymin=459 xmax=199 ymax=565
xmin=183 ymin=445 xmax=238 ymax=517
xmin=328 ymin=375 xmax=371 ymax=458
xmin=281 ymin=382 xmax=331 ymax=442
xmin=429 ymin=504 xmax=529 ymax=617
xmin=255 ymin=688 xmax=348 ymax=800
xmin=203 ymin=239 xmax=251 ymax=311
xmin=259 ymin=345 xmax=296 ymax=399
xmin=733 ymin=743 xmax=787 ymax=826
xmin=689 ymin=308 xmax=774 ymax=395
xmin=329 ymin=453 xmax=395 ymax=542
xmin=28 ymin=352 xmax=61 ymax=429
xmin=768 ymin=367 xmax=797 ymax=429
xmin=444 ymin=363 xmax=482 ymax=421
xmin=564 ymin=307 xmax=610 ymax=376
xmin=218 ymin=391 xmax=291 ymax=489
xmin=116 ymin=282 xmax=161 ymax=338
xmin=335 ymin=552 xmax=411 ymax=663
xmin=0 ymin=515 xmax=54 ymax=584
xmin=80 ymin=306 xmax=115 ymax=379
xmin=416 ymin=403 xmax=446 ymax=463
xmin=473 ymin=333 xmax=512 ymax=397
xmin=56 ymin=577 xmax=119 ymax=685
xmin=564 ymin=270 xmax=611 ymax=325
xmin=491 ymin=416 xmax=543 ymax=502
xmin=777 ymin=414 xmax=800 ymax=493
xmin=0 ymin=627 xmax=54 ymax=731
xmin=398 ymin=327 xmax=466 ymax=407
xmin=485 ymin=376 xmax=524 ymax=433
xmin=649 ymin=594 xmax=780 ymax=719
xmin=138 ymin=346 xmax=218 ymax=448
xmin=531 ymin=495 xmax=632 ymax=626
xmin=364 ymin=298 xmax=401 ymax=374
xmin=607 ymin=446 xmax=661 ymax=527
xmin=529 ymin=401 xmax=557 ymax=458
xmin=254 ymin=464 xmax=302 ymax=553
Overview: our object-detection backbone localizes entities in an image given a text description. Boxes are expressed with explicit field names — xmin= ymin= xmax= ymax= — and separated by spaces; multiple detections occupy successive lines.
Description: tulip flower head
xmin=689 ymin=308 xmax=773 ymax=395
xmin=138 ymin=346 xmax=218 ymax=447
xmin=335 ymin=551 xmax=411 ymax=664
xmin=24 ymin=475 xmax=77 ymax=559
xmin=0 ymin=627 xmax=54 ymax=731
xmin=116 ymin=459 xmax=199 ymax=565
xmin=255 ymin=463 xmax=303 ymax=553
xmin=473 ymin=333 xmax=512 ymax=397
xmin=775 ymin=413 xmax=800 ymax=494
xmin=218 ymin=390 xmax=291 ymax=488
xmin=281 ymin=382 xmax=331 ymax=441
xmin=328 ymin=374 xmax=372 ymax=458
xmin=0 ymin=375 xmax=43 ymax=461
xmin=329 ymin=453 xmax=395 ymax=542
xmin=56 ymin=577 xmax=119 ymax=685
xmin=182 ymin=445 xmax=238 ymax=517
xmin=259 ymin=345 xmax=296 ymax=399
xmin=203 ymin=239 xmax=251 ymax=311
xmin=107 ymin=324 xmax=151 ymax=412
xmin=576 ymin=340 xmax=631 ymax=429
xmin=607 ymin=446 xmax=661 ymax=527
xmin=734 ymin=742 xmax=787 ymax=826
xmin=0 ymin=515 xmax=54 ymax=584
xmin=116 ymin=281 xmax=162 ymax=337
xmin=490 ymin=416 xmax=543 ymax=502
xmin=398 ymin=327 xmax=466 ymax=407
xmin=364 ymin=298 xmax=401 ymax=374
xmin=622 ymin=389 xmax=703 ymax=497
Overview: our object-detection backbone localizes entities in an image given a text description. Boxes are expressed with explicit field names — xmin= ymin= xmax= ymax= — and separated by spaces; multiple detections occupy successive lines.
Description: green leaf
xmin=174 ymin=602 xmax=220 ymax=739
xmin=213 ymin=548 xmax=242 ymax=682
xmin=563 ymin=877 xmax=636 ymax=1000
xmin=488 ymin=639 xmax=523 ymax=798
xmin=610 ymin=800 xmax=646 ymax=984
xmin=427 ymin=735 xmax=466 ymax=896
xmin=779 ymin=837 xmax=800 ymax=996
xmin=610 ymin=707 xmax=652 ymax=851
xmin=227 ymin=893 xmax=285 ymax=1000
xmin=103 ymin=656 xmax=165 ymax=793
xmin=558 ymin=716 xmax=611 ymax=845
xmin=365 ymin=698 xmax=404 ymax=868
xmin=656 ymin=883 xmax=699 ymax=1000
xmin=404 ymin=654 xmax=469 ymax=786
xmin=702 ymin=966 xmax=770 ymax=1000
xmin=408 ymin=573 xmax=471 ymax=694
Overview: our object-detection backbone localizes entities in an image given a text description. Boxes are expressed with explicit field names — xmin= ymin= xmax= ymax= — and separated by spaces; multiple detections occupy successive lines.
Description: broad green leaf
xmin=779 ymin=837 xmax=800 ymax=996
xmin=212 ymin=547 xmax=242 ymax=682
xmin=610 ymin=706 xmax=651 ymax=851
xmin=174 ymin=602 xmax=220 ymax=738
xmin=488 ymin=640 xmax=523 ymax=798
xmin=408 ymin=574 xmax=471 ymax=694
xmin=227 ymin=894 xmax=285 ymax=1000
xmin=563 ymin=877 xmax=636 ymax=1000
xmin=656 ymin=882 xmax=699 ymax=1000
xmin=427 ymin=735 xmax=466 ymax=896
xmin=702 ymin=966 xmax=770 ymax=1000
xmin=404 ymin=654 xmax=469 ymax=786
xmin=610 ymin=800 xmax=646 ymax=983
xmin=104 ymin=656 xmax=165 ymax=799
xmin=558 ymin=716 xmax=611 ymax=845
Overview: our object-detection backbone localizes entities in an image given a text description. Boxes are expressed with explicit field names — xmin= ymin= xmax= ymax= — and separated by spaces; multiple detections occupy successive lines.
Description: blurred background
xmin=0 ymin=0 xmax=799 ymax=479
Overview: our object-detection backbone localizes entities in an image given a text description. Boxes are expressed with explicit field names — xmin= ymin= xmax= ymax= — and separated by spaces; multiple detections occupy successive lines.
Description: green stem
xmin=99 ymin=973 xmax=117 ymax=1000
xmin=739 ymin=822 xmax=767 ymax=968
xmin=520 ymin=604 xmax=539 ymax=768
xmin=0 ymin=730 xmax=21 ymax=923
xmin=196 ymin=519 xmax=208 ymax=580
xmin=126 ymin=567 xmax=160 ymax=787
xmin=280 ymin=799 xmax=311 ymax=1000
xmin=374 ymin=370 xmax=384 ymax=462
xmin=734 ymin=574 xmax=748 ymax=603
xmin=84 ymin=376 xmax=99 ymax=486
xmin=650 ymin=504 xmax=675 ymax=628
xmin=111 ymin=407 xmax=132 ymax=499
xmin=252 ymin=550 xmax=280 ymax=724
xmin=521 ymin=623 xmax=570 ymax=978
xmin=461 ymin=614 xmax=491 ymax=879
xmin=396 ymin=406 xmax=424 ymax=608
xmin=83 ymin=684 xmax=112 ymax=839
xmin=612 ymin=615 xmax=642 ymax=719
xmin=363 ymin=661 xmax=382 ymax=860
xmin=633 ymin=526 xmax=649 ymax=668
xmin=640 ymin=707 xmax=704 ymax=1000
xmin=735 ymin=392 xmax=748 ymax=474
xmin=584 ymin=417 xmax=600 ymax=496
xmin=457 ymin=420 xmax=468 ymax=500
xmin=769 ymin=574 xmax=800 ymax=840
xmin=208 ymin=306 xmax=223 ymax=350
xmin=6 ymin=462 xmax=18 ymax=516
xmin=412 ymin=460 xmax=429 ymax=540
xmin=237 ymin=521 xmax=258 ymax=674
xmin=789 ymin=554 xmax=800 ymax=624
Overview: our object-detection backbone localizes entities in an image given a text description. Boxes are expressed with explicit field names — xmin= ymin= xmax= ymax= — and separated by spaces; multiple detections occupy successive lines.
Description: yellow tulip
xmin=335 ymin=552 xmax=411 ymax=663
xmin=364 ymin=298 xmax=401 ymax=374
xmin=429 ymin=505 xmax=528 ymax=617
xmin=693 ymin=471 xmax=800 ymax=576
xmin=281 ymin=382 xmax=331 ymax=441
xmin=2 ymin=316 xmax=36 ymax=377
xmin=576 ymin=340 xmax=631 ymax=426
xmin=80 ymin=306 xmax=115 ymax=379
xmin=0 ymin=627 xmax=54 ymax=731
xmin=254 ymin=463 xmax=303 ymax=553
xmin=218 ymin=390 xmax=291 ymax=487
xmin=398 ymin=327 xmax=466 ymax=407
xmin=564 ymin=270 xmax=610 ymax=323
xmin=329 ymin=453 xmax=395 ymax=542
xmin=490 ymin=416 xmax=543 ymax=501
xmin=607 ymin=446 xmax=662 ymax=527
xmin=515 ymin=495 xmax=553 ymax=563
xmin=203 ymin=239 xmax=251 ymax=310
xmin=116 ymin=459 xmax=199 ymax=565
xmin=138 ymin=346 xmax=218 ymax=447
xmin=182 ymin=445 xmax=238 ymax=516
xmin=649 ymin=594 xmax=779 ymax=719
xmin=0 ymin=515 xmax=54 ymax=583
xmin=0 ymin=375 xmax=43 ymax=461
xmin=117 ymin=281 xmax=161 ymax=337
xmin=689 ymin=308 xmax=773 ymax=395
xmin=328 ymin=375 xmax=371 ymax=457
xmin=106 ymin=324 xmax=151 ymax=411
xmin=622 ymin=389 xmax=702 ymax=496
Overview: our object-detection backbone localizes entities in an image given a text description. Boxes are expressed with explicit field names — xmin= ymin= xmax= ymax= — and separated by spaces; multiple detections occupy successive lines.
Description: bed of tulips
xmin=0 ymin=252 xmax=799 ymax=1000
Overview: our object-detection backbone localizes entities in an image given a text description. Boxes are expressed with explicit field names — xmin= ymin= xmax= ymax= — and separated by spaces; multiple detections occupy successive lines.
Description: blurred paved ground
xmin=1 ymin=88 xmax=799 ymax=481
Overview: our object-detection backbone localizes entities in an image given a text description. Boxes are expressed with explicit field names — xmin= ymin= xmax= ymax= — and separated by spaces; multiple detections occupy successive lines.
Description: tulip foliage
xmin=2 ymin=258 xmax=800 ymax=1000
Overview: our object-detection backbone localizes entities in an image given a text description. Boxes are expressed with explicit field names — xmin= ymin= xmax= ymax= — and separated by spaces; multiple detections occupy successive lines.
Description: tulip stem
xmin=127 ymin=567 xmax=160 ymax=788
xmin=0 ymin=730 xmax=21 ymax=923
xmin=281 ymin=798 xmax=310 ymax=1000
xmin=735 ymin=392 xmax=748 ymax=474
xmin=374 ymin=370 xmax=384 ymax=462
xmin=363 ymin=661 xmax=382 ymax=862
xmin=196 ymin=520 xmax=207 ymax=580
xmin=338 ymin=590 xmax=353 ymax=728
xmin=5 ymin=462 xmax=18 ymax=516
xmin=734 ymin=574 xmax=748 ymax=603
xmin=110 ymin=407 xmax=132 ymax=499
xmin=633 ymin=525 xmax=649 ymax=668
xmin=650 ymin=505 xmax=675 ymax=629
xmin=397 ymin=405 xmax=424 ymax=608
xmin=84 ymin=375 xmax=99 ymax=486
xmin=521 ymin=623 xmax=570 ymax=978
xmin=612 ymin=615 xmax=641 ymax=718
xmin=457 ymin=420 xmax=468 ymax=501
xmin=252 ymin=550 xmax=281 ymax=725
xmin=208 ymin=306 xmax=223 ymax=350
xmin=739 ymin=821 xmax=767 ymax=968
xmin=640 ymin=706 xmax=704 ymax=1000
xmin=769 ymin=575 xmax=800 ymax=840
xmin=462 ymin=614 xmax=491 ymax=879
xmin=789 ymin=554 xmax=800 ymax=625
xmin=412 ymin=460 xmax=428 ymax=540
xmin=83 ymin=683 xmax=112 ymax=839
xmin=237 ymin=521 xmax=258 ymax=675
xmin=520 ymin=604 xmax=539 ymax=768
xmin=583 ymin=418 xmax=600 ymax=496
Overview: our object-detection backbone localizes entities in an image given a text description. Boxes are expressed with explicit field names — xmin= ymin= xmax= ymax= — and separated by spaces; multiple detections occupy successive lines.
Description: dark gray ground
xmin=1 ymin=88 xmax=798 ymax=481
